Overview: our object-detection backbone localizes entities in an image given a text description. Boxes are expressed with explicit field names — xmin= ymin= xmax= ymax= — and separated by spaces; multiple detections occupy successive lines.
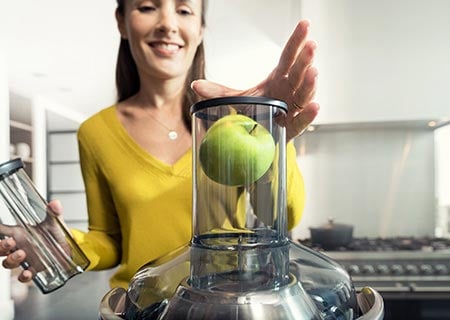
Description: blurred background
xmin=1 ymin=0 xmax=450 ymax=319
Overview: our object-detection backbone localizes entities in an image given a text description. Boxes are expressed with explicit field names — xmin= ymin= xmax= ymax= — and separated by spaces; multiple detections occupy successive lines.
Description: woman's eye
xmin=138 ymin=5 xmax=156 ymax=13
xmin=178 ymin=7 xmax=193 ymax=15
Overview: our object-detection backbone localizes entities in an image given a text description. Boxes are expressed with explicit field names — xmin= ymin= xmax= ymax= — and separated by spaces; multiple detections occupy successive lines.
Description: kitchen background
xmin=1 ymin=0 xmax=450 ymax=319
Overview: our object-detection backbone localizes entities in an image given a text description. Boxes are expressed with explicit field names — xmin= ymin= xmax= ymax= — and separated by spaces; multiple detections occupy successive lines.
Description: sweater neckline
xmin=105 ymin=105 xmax=192 ymax=175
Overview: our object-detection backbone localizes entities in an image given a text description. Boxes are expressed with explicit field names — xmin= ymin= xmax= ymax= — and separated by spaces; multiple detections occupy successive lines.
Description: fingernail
xmin=12 ymin=251 xmax=22 ymax=260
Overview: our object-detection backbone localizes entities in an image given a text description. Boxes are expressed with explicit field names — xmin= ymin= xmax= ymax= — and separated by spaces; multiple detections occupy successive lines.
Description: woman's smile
xmin=149 ymin=41 xmax=183 ymax=56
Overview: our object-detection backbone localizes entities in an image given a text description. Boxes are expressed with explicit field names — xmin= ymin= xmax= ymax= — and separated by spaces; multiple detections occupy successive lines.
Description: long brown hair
xmin=115 ymin=0 xmax=207 ymax=130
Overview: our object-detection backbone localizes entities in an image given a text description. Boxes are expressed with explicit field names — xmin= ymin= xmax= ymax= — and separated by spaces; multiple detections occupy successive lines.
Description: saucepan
xmin=309 ymin=218 xmax=354 ymax=250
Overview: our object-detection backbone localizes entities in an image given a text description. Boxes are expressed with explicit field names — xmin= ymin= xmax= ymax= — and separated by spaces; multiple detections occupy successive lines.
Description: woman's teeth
xmin=152 ymin=43 xmax=180 ymax=51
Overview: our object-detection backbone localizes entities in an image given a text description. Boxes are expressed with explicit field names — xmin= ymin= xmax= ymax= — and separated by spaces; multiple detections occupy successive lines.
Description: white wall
xmin=300 ymin=0 xmax=450 ymax=124
xmin=0 ymin=49 xmax=15 ymax=320
xmin=204 ymin=0 xmax=284 ymax=89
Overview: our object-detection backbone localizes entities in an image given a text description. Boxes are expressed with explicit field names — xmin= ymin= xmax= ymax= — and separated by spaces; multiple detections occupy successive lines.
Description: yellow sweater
xmin=74 ymin=106 xmax=306 ymax=289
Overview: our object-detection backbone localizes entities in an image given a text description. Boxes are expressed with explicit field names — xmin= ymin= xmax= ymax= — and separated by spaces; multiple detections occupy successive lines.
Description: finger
xmin=292 ymin=67 xmax=318 ymax=110
xmin=287 ymin=41 xmax=317 ymax=92
xmin=275 ymin=20 xmax=310 ymax=77
xmin=0 ymin=224 xmax=14 ymax=238
xmin=191 ymin=79 xmax=243 ymax=99
xmin=18 ymin=269 xmax=33 ymax=283
xmin=287 ymin=102 xmax=320 ymax=141
xmin=47 ymin=199 xmax=64 ymax=217
xmin=2 ymin=249 xmax=26 ymax=269
xmin=0 ymin=237 xmax=16 ymax=255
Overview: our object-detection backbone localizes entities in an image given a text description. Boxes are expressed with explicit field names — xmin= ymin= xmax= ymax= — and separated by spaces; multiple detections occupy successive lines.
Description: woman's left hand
xmin=192 ymin=20 xmax=319 ymax=141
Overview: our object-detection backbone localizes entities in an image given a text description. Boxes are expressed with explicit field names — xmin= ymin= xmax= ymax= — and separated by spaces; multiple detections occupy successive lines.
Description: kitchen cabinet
xmin=298 ymin=0 xmax=450 ymax=124
xmin=8 ymin=92 xmax=44 ymax=189
xmin=9 ymin=120 xmax=33 ymax=178
xmin=8 ymin=92 xmax=47 ymax=195
xmin=206 ymin=0 xmax=450 ymax=125
xmin=47 ymin=130 xmax=87 ymax=228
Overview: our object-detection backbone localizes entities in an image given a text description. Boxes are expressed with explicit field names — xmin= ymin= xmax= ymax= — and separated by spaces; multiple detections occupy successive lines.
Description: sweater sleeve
xmin=73 ymin=124 xmax=122 ymax=270
xmin=286 ymin=141 xmax=305 ymax=231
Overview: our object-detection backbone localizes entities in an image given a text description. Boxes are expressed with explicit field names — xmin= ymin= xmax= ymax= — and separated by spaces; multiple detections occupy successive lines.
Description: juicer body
xmin=99 ymin=97 xmax=384 ymax=319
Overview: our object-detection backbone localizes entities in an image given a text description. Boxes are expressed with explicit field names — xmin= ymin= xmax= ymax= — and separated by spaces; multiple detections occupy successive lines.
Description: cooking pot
xmin=309 ymin=218 xmax=354 ymax=250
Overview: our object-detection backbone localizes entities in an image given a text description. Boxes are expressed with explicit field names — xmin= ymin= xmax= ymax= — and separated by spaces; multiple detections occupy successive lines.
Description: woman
xmin=1 ymin=0 xmax=319 ymax=289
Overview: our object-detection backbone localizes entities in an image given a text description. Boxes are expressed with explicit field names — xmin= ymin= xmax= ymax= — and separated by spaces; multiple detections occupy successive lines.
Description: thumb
xmin=191 ymin=79 xmax=243 ymax=99
xmin=47 ymin=199 xmax=64 ymax=218
xmin=288 ymin=102 xmax=320 ymax=140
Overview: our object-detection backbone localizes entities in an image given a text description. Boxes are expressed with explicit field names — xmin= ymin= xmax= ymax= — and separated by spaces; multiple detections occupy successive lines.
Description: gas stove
xmin=297 ymin=237 xmax=450 ymax=298
xmin=299 ymin=236 xmax=450 ymax=253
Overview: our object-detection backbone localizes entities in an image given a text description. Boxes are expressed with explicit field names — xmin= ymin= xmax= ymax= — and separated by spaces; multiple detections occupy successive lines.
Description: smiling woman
xmin=115 ymin=0 xmax=206 ymax=107
xmin=1 ymin=1 xmax=319 ymax=314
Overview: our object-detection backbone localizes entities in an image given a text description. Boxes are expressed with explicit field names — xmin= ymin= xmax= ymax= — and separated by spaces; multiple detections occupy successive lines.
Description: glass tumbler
xmin=0 ymin=158 xmax=90 ymax=294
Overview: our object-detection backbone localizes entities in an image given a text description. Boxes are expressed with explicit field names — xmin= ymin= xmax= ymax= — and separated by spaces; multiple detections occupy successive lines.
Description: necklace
xmin=143 ymin=108 xmax=179 ymax=140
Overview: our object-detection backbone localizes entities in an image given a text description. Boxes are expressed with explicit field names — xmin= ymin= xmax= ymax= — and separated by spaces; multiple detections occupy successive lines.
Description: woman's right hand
xmin=0 ymin=237 xmax=30 ymax=281
xmin=0 ymin=199 xmax=65 ymax=283
xmin=192 ymin=20 xmax=319 ymax=142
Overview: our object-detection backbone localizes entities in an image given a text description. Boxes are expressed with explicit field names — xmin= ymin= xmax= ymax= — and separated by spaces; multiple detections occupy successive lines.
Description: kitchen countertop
xmin=13 ymin=268 xmax=115 ymax=320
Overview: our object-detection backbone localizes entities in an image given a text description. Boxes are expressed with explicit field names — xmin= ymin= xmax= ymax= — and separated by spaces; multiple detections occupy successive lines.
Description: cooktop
xmin=297 ymin=236 xmax=450 ymax=252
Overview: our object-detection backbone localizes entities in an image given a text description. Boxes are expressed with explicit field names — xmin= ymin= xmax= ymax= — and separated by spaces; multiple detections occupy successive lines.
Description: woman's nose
xmin=156 ymin=10 xmax=177 ymax=34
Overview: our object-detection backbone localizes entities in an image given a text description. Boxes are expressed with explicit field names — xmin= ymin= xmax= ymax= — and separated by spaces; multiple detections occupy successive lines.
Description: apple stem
xmin=249 ymin=124 xmax=258 ymax=135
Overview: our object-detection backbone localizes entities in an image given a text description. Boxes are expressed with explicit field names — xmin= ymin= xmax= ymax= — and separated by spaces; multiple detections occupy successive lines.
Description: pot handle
xmin=98 ymin=287 xmax=127 ymax=320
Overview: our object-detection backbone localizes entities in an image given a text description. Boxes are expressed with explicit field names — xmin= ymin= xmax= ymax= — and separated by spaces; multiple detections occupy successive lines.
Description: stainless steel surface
xmin=159 ymin=276 xmax=321 ymax=320
xmin=298 ymin=237 xmax=450 ymax=296
xmin=326 ymin=250 xmax=450 ymax=293
xmin=356 ymin=287 xmax=384 ymax=320
xmin=99 ymin=241 xmax=369 ymax=319
xmin=99 ymin=287 xmax=126 ymax=320
xmin=99 ymin=284 xmax=384 ymax=320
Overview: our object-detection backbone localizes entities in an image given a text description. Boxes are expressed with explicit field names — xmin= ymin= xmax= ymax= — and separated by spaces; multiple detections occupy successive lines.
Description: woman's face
xmin=117 ymin=0 xmax=204 ymax=81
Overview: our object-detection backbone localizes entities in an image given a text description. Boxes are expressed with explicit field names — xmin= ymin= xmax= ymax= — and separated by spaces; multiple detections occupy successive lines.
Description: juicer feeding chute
xmin=99 ymin=97 xmax=384 ymax=320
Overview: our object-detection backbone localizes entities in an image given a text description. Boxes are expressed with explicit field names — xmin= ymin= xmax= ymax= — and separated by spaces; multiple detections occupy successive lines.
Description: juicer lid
xmin=190 ymin=96 xmax=288 ymax=114
xmin=0 ymin=158 xmax=24 ymax=180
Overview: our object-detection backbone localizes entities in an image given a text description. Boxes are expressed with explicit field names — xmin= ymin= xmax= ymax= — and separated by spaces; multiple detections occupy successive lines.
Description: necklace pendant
xmin=168 ymin=131 xmax=178 ymax=140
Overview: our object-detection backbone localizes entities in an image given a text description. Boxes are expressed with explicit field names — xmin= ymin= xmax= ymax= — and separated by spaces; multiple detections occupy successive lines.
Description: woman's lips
xmin=149 ymin=42 xmax=182 ymax=55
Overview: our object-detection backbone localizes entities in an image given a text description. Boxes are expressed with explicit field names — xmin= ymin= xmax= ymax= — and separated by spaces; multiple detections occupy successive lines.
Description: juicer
xmin=99 ymin=96 xmax=384 ymax=320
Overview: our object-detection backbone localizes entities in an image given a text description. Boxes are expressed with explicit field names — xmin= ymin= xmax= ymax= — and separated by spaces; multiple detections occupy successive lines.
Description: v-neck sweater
xmin=73 ymin=105 xmax=305 ymax=289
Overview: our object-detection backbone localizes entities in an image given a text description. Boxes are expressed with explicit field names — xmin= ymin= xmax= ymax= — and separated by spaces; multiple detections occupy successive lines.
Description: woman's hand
xmin=0 ymin=200 xmax=66 ymax=283
xmin=191 ymin=20 xmax=319 ymax=141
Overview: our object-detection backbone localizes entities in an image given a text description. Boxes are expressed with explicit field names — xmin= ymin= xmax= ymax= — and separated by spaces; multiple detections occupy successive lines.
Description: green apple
xmin=199 ymin=114 xmax=276 ymax=186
